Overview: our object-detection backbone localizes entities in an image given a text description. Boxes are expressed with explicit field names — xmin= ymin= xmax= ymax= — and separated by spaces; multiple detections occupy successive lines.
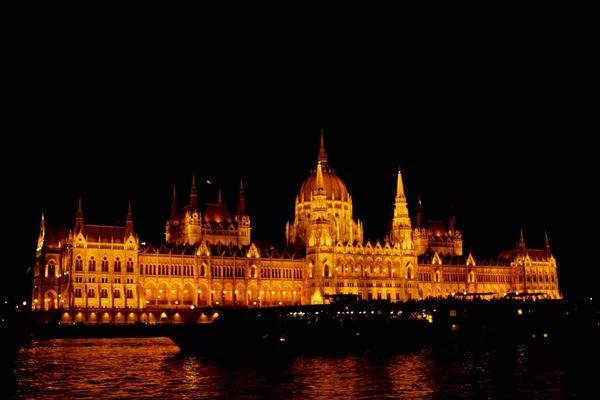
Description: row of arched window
xmin=74 ymin=256 xmax=134 ymax=273
xmin=73 ymin=287 xmax=134 ymax=299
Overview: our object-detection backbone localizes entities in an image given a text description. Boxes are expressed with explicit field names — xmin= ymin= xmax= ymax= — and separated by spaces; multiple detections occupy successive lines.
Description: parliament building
xmin=31 ymin=131 xmax=561 ymax=324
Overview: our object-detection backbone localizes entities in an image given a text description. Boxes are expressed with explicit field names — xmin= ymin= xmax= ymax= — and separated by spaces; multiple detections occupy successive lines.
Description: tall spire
xmin=170 ymin=184 xmax=178 ymax=221
xmin=390 ymin=168 xmax=412 ymax=244
xmin=218 ymin=188 xmax=222 ymax=204
xmin=519 ymin=228 xmax=527 ymax=255
xmin=449 ymin=200 xmax=456 ymax=232
xmin=36 ymin=213 xmax=45 ymax=252
xmin=125 ymin=200 xmax=134 ymax=239
xmin=315 ymin=161 xmax=325 ymax=196
xmin=74 ymin=196 xmax=84 ymax=234
xmin=545 ymin=231 xmax=551 ymax=258
xmin=189 ymin=173 xmax=197 ymax=212
xmin=396 ymin=168 xmax=406 ymax=202
xmin=520 ymin=229 xmax=525 ymax=245
xmin=416 ymin=194 xmax=424 ymax=228
xmin=237 ymin=176 xmax=246 ymax=216
xmin=318 ymin=126 xmax=327 ymax=164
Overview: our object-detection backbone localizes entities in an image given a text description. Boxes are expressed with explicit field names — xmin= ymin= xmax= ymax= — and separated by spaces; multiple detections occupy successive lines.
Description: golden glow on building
xmin=29 ymin=131 xmax=561 ymax=324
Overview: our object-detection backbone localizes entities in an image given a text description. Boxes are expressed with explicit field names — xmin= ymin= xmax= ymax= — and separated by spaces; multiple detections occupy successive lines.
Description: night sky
xmin=6 ymin=26 xmax=596 ymax=303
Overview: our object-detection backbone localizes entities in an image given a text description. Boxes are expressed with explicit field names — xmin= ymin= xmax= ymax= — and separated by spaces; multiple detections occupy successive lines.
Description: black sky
xmin=7 ymin=19 xmax=597 ymax=302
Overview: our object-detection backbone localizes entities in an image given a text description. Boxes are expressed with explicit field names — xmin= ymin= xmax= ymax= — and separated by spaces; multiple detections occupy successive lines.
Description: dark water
xmin=6 ymin=337 xmax=592 ymax=399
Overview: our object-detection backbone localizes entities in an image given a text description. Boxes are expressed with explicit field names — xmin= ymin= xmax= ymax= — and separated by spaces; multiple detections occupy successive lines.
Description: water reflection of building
xmin=31 ymin=130 xmax=561 ymax=323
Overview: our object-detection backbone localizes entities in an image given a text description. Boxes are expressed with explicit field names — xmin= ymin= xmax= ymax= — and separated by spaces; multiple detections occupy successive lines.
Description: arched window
xmin=88 ymin=257 xmax=96 ymax=272
xmin=102 ymin=257 xmax=109 ymax=272
xmin=324 ymin=265 xmax=329 ymax=277
xmin=114 ymin=258 xmax=122 ymax=273
xmin=75 ymin=256 xmax=83 ymax=271
xmin=47 ymin=261 xmax=56 ymax=277
xmin=126 ymin=258 xmax=134 ymax=273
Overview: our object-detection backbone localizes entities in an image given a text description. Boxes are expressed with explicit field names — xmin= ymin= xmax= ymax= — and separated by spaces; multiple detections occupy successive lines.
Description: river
xmin=5 ymin=336 xmax=593 ymax=399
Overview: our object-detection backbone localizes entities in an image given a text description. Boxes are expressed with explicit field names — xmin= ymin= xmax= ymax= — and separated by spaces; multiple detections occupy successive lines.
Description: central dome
xmin=299 ymin=164 xmax=349 ymax=202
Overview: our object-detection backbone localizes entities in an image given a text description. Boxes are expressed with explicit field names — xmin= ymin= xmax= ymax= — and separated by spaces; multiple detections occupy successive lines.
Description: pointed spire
xmin=520 ymin=229 xmax=525 ymax=244
xmin=545 ymin=231 xmax=551 ymax=258
xmin=519 ymin=228 xmax=527 ymax=256
xmin=318 ymin=126 xmax=327 ymax=164
xmin=77 ymin=196 xmax=83 ymax=218
xmin=125 ymin=200 xmax=134 ymax=239
xmin=218 ymin=188 xmax=222 ymax=204
xmin=315 ymin=161 xmax=325 ymax=195
xmin=189 ymin=173 xmax=197 ymax=212
xmin=390 ymin=168 xmax=412 ymax=244
xmin=416 ymin=194 xmax=424 ymax=228
xmin=170 ymin=184 xmax=178 ymax=221
xmin=237 ymin=176 xmax=246 ymax=216
xmin=74 ymin=196 xmax=84 ymax=234
xmin=449 ymin=200 xmax=456 ymax=233
xmin=36 ymin=213 xmax=45 ymax=251
xmin=396 ymin=168 xmax=406 ymax=201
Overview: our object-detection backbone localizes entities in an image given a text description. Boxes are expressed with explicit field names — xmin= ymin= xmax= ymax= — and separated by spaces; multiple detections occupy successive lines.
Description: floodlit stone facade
xmin=31 ymin=130 xmax=561 ymax=323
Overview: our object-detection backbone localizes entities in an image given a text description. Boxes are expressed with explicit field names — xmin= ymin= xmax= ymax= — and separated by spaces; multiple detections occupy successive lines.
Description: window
xmin=101 ymin=289 xmax=108 ymax=298
xmin=75 ymin=288 xmax=82 ymax=298
xmin=88 ymin=289 xmax=95 ymax=298
xmin=75 ymin=256 xmax=83 ymax=271
xmin=102 ymin=257 xmax=109 ymax=272
xmin=88 ymin=257 xmax=96 ymax=272
xmin=47 ymin=261 xmax=56 ymax=277
xmin=114 ymin=258 xmax=122 ymax=273
xmin=126 ymin=258 xmax=134 ymax=273
xmin=126 ymin=289 xmax=133 ymax=299
xmin=114 ymin=289 xmax=121 ymax=299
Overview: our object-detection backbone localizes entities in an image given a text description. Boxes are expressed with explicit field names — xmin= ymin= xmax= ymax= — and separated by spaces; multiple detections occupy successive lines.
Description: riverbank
xmin=11 ymin=296 xmax=599 ymax=357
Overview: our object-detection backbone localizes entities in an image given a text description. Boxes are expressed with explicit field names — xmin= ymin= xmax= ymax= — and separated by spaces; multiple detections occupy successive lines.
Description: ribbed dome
xmin=299 ymin=165 xmax=349 ymax=202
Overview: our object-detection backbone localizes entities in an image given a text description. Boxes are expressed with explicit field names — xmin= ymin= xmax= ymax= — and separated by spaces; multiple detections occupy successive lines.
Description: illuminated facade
xmin=31 ymin=131 xmax=561 ymax=322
